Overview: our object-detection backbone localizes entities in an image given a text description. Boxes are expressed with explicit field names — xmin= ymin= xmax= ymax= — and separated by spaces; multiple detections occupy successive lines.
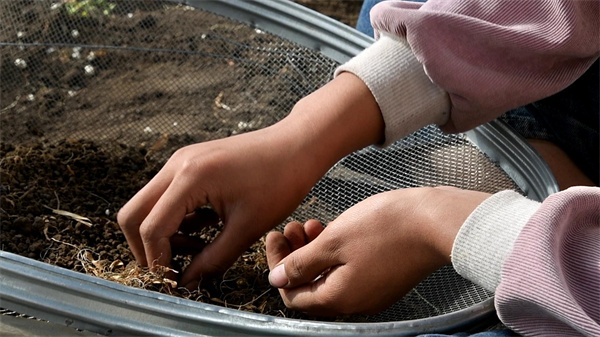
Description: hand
xmin=117 ymin=73 xmax=384 ymax=289
xmin=118 ymin=129 xmax=315 ymax=288
xmin=266 ymin=186 xmax=491 ymax=316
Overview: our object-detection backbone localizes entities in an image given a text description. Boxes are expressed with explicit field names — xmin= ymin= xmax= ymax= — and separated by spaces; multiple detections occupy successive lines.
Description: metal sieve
xmin=0 ymin=0 xmax=557 ymax=335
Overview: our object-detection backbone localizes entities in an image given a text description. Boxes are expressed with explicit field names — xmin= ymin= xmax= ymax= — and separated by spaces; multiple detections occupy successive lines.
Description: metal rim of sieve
xmin=0 ymin=250 xmax=502 ymax=336
xmin=0 ymin=0 xmax=558 ymax=335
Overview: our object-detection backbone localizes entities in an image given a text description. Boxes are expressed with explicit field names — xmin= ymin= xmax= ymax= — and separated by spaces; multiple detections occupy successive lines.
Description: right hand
xmin=265 ymin=187 xmax=491 ymax=316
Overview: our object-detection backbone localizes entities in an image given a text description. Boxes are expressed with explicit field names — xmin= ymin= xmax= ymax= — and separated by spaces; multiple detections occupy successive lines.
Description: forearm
xmin=335 ymin=34 xmax=450 ymax=146
xmin=273 ymin=72 xmax=384 ymax=183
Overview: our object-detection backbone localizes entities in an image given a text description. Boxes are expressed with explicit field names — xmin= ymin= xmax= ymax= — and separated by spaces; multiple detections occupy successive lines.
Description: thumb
xmin=268 ymin=237 xmax=339 ymax=289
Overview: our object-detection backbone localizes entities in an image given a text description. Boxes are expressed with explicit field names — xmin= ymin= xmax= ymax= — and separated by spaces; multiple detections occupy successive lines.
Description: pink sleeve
xmin=452 ymin=187 xmax=600 ymax=336
xmin=496 ymin=187 xmax=600 ymax=336
xmin=370 ymin=0 xmax=600 ymax=133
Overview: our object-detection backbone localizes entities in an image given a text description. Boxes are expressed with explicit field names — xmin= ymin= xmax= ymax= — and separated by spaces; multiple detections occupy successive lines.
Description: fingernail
xmin=269 ymin=264 xmax=288 ymax=288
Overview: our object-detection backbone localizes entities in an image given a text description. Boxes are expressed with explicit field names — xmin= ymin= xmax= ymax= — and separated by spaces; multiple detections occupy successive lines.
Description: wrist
xmin=419 ymin=187 xmax=492 ymax=266
xmin=451 ymin=190 xmax=539 ymax=292
xmin=269 ymin=72 xmax=384 ymax=187
xmin=287 ymin=72 xmax=384 ymax=166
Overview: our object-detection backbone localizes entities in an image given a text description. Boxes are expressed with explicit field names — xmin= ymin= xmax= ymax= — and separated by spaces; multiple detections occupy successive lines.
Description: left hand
xmin=117 ymin=72 xmax=384 ymax=288
xmin=266 ymin=186 xmax=491 ymax=316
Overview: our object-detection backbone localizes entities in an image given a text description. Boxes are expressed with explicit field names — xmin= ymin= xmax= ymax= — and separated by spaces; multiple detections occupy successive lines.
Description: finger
xmin=283 ymin=264 xmax=396 ymax=317
xmin=268 ymin=233 xmax=340 ymax=289
xmin=283 ymin=221 xmax=306 ymax=251
xmin=179 ymin=219 xmax=260 ymax=288
xmin=117 ymin=170 xmax=174 ymax=266
xmin=179 ymin=207 xmax=220 ymax=234
xmin=303 ymin=219 xmax=324 ymax=242
xmin=266 ymin=231 xmax=292 ymax=270
xmin=170 ymin=234 xmax=207 ymax=256
xmin=279 ymin=264 xmax=350 ymax=316
xmin=139 ymin=173 xmax=207 ymax=272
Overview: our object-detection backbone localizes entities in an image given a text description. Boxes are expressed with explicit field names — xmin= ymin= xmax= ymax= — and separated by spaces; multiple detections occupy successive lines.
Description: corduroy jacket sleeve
xmin=337 ymin=0 xmax=599 ymax=145
xmin=452 ymin=187 xmax=600 ymax=336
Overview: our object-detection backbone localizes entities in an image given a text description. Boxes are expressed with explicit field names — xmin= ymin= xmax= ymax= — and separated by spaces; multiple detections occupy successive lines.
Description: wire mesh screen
xmin=1 ymin=0 xmax=519 ymax=324
xmin=1 ymin=0 xmax=335 ymax=155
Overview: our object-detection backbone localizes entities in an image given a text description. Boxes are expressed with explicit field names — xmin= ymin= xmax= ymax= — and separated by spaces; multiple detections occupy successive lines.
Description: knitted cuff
xmin=451 ymin=190 xmax=540 ymax=292
xmin=335 ymin=33 xmax=449 ymax=146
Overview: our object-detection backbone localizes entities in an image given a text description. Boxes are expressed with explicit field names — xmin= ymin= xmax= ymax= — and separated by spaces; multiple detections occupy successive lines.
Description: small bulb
xmin=84 ymin=65 xmax=95 ymax=76
xmin=14 ymin=58 xmax=27 ymax=69
xmin=72 ymin=47 xmax=82 ymax=59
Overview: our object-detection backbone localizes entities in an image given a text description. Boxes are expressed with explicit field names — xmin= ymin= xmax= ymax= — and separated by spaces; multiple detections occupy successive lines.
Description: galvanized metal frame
xmin=185 ymin=0 xmax=372 ymax=63
xmin=0 ymin=251 xmax=499 ymax=336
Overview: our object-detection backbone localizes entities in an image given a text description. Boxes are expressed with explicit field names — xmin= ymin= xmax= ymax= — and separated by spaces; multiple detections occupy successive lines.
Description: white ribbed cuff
xmin=334 ymin=33 xmax=449 ymax=146
xmin=451 ymin=190 xmax=541 ymax=292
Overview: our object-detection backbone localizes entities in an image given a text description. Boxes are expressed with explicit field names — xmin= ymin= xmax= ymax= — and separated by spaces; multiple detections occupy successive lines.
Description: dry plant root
xmin=44 ymin=205 xmax=93 ymax=227
xmin=77 ymin=249 xmax=178 ymax=291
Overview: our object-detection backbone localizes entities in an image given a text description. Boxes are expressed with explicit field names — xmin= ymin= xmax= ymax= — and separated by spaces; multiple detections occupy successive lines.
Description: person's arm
xmin=118 ymin=2 xmax=482 ymax=285
xmin=452 ymin=187 xmax=600 ymax=336
xmin=117 ymin=72 xmax=387 ymax=288
xmin=343 ymin=0 xmax=599 ymax=143
xmin=266 ymin=185 xmax=600 ymax=335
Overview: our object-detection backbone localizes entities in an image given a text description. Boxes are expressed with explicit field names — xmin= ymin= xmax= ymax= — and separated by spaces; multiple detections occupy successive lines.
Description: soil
xmin=0 ymin=0 xmax=363 ymax=320
xmin=0 ymin=139 xmax=296 ymax=317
